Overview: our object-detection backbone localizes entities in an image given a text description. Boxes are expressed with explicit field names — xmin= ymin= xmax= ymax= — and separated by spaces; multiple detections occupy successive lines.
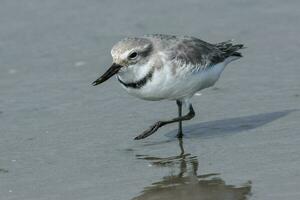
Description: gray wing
xmin=147 ymin=34 xmax=243 ymax=67
xmin=169 ymin=37 xmax=224 ymax=66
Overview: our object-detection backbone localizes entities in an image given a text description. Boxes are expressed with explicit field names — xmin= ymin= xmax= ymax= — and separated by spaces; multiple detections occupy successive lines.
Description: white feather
xmin=118 ymin=56 xmax=230 ymax=101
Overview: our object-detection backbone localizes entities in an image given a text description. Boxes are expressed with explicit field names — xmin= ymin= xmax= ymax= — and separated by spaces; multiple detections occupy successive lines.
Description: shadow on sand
xmin=141 ymin=109 xmax=296 ymax=147
xmin=133 ymin=139 xmax=251 ymax=200
xmin=175 ymin=109 xmax=296 ymax=139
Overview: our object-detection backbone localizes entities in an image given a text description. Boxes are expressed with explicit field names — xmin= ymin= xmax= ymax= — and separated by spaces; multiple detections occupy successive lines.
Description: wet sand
xmin=1 ymin=0 xmax=300 ymax=199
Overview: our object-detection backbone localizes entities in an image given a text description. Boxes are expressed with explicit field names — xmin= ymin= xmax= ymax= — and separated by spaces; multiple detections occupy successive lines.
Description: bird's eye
xmin=128 ymin=51 xmax=138 ymax=59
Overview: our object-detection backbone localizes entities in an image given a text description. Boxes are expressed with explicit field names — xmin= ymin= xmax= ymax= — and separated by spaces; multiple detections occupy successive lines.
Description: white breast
xmin=118 ymin=59 xmax=228 ymax=101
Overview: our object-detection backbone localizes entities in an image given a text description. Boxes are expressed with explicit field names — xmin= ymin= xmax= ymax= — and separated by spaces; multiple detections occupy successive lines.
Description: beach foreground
xmin=0 ymin=0 xmax=300 ymax=199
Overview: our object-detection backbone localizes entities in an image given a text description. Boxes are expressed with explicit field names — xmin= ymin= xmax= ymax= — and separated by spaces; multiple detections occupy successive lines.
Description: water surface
xmin=0 ymin=0 xmax=300 ymax=200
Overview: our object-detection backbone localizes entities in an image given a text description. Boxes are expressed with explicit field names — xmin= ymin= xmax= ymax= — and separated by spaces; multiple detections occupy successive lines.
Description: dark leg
xmin=178 ymin=137 xmax=184 ymax=156
xmin=134 ymin=103 xmax=195 ymax=140
xmin=176 ymin=100 xmax=183 ymax=138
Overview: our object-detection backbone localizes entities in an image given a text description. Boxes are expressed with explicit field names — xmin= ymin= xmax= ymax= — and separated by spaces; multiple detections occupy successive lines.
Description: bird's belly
xmin=165 ymin=62 xmax=226 ymax=99
xmin=196 ymin=62 xmax=226 ymax=90
xmin=120 ymin=62 xmax=226 ymax=101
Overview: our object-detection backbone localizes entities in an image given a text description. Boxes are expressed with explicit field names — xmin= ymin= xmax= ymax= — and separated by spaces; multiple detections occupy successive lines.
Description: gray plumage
xmin=144 ymin=34 xmax=244 ymax=66
xmin=111 ymin=34 xmax=244 ymax=70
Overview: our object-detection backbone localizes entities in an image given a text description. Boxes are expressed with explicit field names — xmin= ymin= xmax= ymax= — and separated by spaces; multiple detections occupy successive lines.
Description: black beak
xmin=92 ymin=63 xmax=123 ymax=86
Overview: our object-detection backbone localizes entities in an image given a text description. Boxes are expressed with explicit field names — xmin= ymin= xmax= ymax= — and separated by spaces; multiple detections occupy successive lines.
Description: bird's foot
xmin=134 ymin=121 xmax=163 ymax=140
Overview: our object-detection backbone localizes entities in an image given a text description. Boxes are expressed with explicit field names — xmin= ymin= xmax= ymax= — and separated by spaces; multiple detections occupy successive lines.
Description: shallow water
xmin=134 ymin=139 xmax=252 ymax=200
xmin=1 ymin=0 xmax=300 ymax=200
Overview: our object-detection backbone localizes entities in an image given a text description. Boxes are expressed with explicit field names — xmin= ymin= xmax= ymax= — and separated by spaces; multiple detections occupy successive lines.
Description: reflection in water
xmin=133 ymin=139 xmax=251 ymax=200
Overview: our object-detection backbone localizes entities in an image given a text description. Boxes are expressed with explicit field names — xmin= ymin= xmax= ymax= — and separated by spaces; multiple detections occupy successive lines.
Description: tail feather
xmin=215 ymin=40 xmax=245 ymax=58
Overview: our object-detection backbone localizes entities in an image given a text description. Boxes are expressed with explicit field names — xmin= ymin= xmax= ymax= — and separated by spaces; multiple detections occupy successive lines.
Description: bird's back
xmin=145 ymin=34 xmax=243 ymax=67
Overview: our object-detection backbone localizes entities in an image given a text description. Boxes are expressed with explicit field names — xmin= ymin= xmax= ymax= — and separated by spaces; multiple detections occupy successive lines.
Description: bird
xmin=92 ymin=34 xmax=244 ymax=140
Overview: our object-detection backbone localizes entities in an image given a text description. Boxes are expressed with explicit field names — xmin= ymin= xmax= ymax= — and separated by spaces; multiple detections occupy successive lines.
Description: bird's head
xmin=92 ymin=37 xmax=153 ymax=86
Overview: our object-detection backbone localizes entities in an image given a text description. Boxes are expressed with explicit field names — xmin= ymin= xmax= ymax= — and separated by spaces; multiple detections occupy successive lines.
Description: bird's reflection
xmin=133 ymin=139 xmax=251 ymax=200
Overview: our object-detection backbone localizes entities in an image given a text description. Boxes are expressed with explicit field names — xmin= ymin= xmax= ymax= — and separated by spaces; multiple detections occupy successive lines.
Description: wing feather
xmin=144 ymin=34 xmax=244 ymax=71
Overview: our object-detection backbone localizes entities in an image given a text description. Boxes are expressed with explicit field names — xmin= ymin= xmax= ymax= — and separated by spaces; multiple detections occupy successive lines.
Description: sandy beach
xmin=0 ymin=0 xmax=300 ymax=199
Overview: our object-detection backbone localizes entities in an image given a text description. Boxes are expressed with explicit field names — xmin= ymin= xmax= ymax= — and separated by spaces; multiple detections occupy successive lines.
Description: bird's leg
xmin=134 ymin=104 xmax=195 ymax=140
xmin=176 ymin=100 xmax=183 ymax=138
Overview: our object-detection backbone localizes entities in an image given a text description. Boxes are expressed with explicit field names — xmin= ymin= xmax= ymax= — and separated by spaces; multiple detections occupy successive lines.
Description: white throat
xmin=117 ymin=60 xmax=154 ymax=83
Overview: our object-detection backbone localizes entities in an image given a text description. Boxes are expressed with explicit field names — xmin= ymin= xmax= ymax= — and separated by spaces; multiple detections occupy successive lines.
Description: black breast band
xmin=117 ymin=70 xmax=154 ymax=89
